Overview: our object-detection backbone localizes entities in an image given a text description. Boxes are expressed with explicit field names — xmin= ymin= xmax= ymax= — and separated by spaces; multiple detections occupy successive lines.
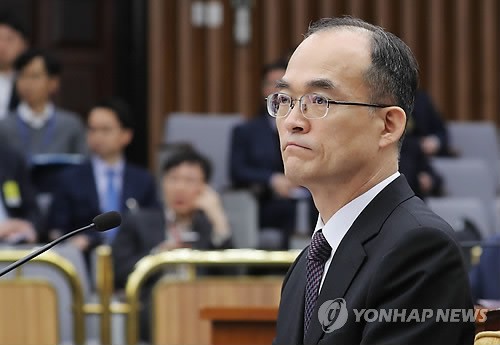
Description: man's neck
xmin=27 ymin=102 xmax=48 ymax=115
xmin=100 ymin=154 xmax=124 ymax=166
xmin=309 ymin=164 xmax=398 ymax=222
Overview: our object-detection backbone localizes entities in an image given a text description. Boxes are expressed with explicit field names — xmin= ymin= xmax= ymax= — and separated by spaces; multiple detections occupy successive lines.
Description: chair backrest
xmin=431 ymin=157 xmax=497 ymax=235
xmin=221 ymin=190 xmax=259 ymax=248
xmin=447 ymin=121 xmax=499 ymax=188
xmin=164 ymin=113 xmax=244 ymax=191
xmin=426 ymin=197 xmax=494 ymax=239
xmin=0 ymin=243 xmax=89 ymax=344
xmin=431 ymin=157 xmax=496 ymax=201
xmin=0 ymin=280 xmax=58 ymax=345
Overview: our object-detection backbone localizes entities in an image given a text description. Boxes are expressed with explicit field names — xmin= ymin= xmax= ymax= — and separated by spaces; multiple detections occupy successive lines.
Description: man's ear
xmin=379 ymin=106 xmax=406 ymax=148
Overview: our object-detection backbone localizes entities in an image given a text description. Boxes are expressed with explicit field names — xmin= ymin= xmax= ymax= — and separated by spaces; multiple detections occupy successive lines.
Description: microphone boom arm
xmin=0 ymin=223 xmax=95 ymax=277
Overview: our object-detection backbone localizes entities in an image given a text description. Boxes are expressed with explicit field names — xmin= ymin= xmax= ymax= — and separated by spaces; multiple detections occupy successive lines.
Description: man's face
xmin=162 ymin=163 xmax=205 ymax=216
xmin=16 ymin=57 xmax=58 ymax=107
xmin=87 ymin=107 xmax=132 ymax=159
xmin=276 ymin=29 xmax=387 ymax=188
xmin=0 ymin=24 xmax=27 ymax=71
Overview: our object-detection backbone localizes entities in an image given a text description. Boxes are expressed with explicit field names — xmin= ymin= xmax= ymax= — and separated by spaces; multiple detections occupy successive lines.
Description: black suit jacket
xmin=112 ymin=208 xmax=215 ymax=289
xmin=230 ymin=112 xmax=283 ymax=199
xmin=0 ymin=145 xmax=42 ymax=232
xmin=274 ymin=176 xmax=474 ymax=345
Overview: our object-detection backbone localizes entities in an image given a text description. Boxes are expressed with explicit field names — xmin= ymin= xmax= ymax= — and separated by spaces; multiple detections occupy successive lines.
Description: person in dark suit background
xmin=271 ymin=17 xmax=473 ymax=345
xmin=47 ymin=98 xmax=159 ymax=255
xmin=0 ymin=13 xmax=27 ymax=119
xmin=230 ymin=59 xmax=317 ymax=249
xmin=411 ymin=88 xmax=451 ymax=156
xmin=112 ymin=149 xmax=232 ymax=342
xmin=399 ymin=133 xmax=443 ymax=199
xmin=0 ymin=145 xmax=41 ymax=243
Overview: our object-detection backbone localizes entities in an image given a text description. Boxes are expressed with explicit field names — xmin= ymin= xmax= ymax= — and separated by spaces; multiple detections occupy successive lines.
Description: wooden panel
xmin=149 ymin=0 xmax=500 ymax=167
xmin=153 ymin=277 xmax=283 ymax=345
xmin=0 ymin=281 xmax=58 ymax=345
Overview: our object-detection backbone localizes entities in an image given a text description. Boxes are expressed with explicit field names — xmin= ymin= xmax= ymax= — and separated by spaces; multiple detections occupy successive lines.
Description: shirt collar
xmin=17 ymin=102 xmax=55 ymax=129
xmin=314 ymin=172 xmax=400 ymax=247
xmin=91 ymin=155 xmax=125 ymax=176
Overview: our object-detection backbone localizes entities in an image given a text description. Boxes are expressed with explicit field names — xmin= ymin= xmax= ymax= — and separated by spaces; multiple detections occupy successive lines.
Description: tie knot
xmin=106 ymin=169 xmax=115 ymax=179
xmin=308 ymin=230 xmax=332 ymax=263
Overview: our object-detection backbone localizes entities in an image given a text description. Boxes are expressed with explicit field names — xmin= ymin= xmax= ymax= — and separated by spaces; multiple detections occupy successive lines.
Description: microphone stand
xmin=0 ymin=223 xmax=95 ymax=278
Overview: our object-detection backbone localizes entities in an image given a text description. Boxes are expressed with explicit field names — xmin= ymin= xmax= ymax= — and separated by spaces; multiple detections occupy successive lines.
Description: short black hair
xmin=261 ymin=58 xmax=288 ymax=80
xmin=91 ymin=97 xmax=135 ymax=129
xmin=162 ymin=149 xmax=212 ymax=183
xmin=14 ymin=49 xmax=62 ymax=76
xmin=0 ymin=12 xmax=28 ymax=40
xmin=306 ymin=16 xmax=419 ymax=118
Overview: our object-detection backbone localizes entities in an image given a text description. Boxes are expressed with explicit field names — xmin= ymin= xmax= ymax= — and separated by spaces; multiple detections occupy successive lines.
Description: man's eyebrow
xmin=275 ymin=78 xmax=336 ymax=90
xmin=275 ymin=79 xmax=289 ymax=89
xmin=306 ymin=78 xmax=336 ymax=89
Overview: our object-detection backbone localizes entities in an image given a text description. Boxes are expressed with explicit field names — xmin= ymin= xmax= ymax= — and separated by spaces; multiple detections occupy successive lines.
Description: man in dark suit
xmin=0 ymin=145 xmax=41 ymax=243
xmin=112 ymin=149 xmax=232 ymax=342
xmin=47 ymin=98 xmax=159 ymax=253
xmin=271 ymin=17 xmax=474 ymax=345
xmin=230 ymin=59 xmax=317 ymax=249
xmin=411 ymin=89 xmax=450 ymax=156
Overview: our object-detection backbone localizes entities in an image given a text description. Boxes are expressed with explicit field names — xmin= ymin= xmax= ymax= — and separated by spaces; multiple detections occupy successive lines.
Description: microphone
xmin=0 ymin=211 xmax=121 ymax=278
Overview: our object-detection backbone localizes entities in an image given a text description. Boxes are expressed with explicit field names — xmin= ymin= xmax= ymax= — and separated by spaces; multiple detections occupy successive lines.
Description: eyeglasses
xmin=266 ymin=92 xmax=394 ymax=119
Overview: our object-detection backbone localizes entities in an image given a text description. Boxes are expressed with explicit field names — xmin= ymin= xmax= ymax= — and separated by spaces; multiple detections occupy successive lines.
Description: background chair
xmin=430 ymin=157 xmax=497 ymax=236
xmin=163 ymin=113 xmax=243 ymax=191
xmin=221 ymin=190 xmax=259 ymax=249
xmin=447 ymin=121 xmax=500 ymax=190
xmin=427 ymin=197 xmax=492 ymax=239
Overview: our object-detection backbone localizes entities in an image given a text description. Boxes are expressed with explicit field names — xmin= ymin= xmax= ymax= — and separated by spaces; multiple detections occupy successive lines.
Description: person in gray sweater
xmin=0 ymin=49 xmax=86 ymax=160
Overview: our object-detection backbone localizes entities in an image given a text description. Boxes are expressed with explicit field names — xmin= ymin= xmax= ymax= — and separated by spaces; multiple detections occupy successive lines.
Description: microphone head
xmin=93 ymin=211 xmax=122 ymax=231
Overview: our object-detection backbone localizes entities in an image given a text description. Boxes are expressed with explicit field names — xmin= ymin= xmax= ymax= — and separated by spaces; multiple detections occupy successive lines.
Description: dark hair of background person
xmin=306 ymin=16 xmax=419 ymax=123
xmin=261 ymin=58 xmax=288 ymax=80
xmin=161 ymin=149 xmax=212 ymax=183
xmin=14 ymin=49 xmax=62 ymax=76
xmin=90 ymin=97 xmax=135 ymax=130
xmin=0 ymin=11 xmax=28 ymax=40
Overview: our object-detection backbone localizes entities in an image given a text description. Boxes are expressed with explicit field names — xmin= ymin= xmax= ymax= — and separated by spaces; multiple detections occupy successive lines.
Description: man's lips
xmin=284 ymin=142 xmax=310 ymax=150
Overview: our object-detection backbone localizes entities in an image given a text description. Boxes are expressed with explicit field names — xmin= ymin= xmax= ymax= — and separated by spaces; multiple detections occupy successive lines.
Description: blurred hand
xmin=70 ymin=235 xmax=90 ymax=251
xmin=195 ymin=185 xmax=230 ymax=238
xmin=0 ymin=219 xmax=37 ymax=243
xmin=418 ymin=172 xmax=434 ymax=195
xmin=271 ymin=173 xmax=296 ymax=198
xmin=420 ymin=136 xmax=440 ymax=156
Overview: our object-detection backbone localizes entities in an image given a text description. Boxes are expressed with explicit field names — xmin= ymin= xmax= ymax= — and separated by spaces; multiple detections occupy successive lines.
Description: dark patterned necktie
xmin=304 ymin=230 xmax=332 ymax=336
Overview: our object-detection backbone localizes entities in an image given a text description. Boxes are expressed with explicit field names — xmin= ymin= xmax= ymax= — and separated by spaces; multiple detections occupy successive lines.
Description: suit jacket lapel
xmin=305 ymin=175 xmax=415 ymax=344
xmin=85 ymin=161 xmax=100 ymax=211
xmin=275 ymin=248 xmax=308 ymax=344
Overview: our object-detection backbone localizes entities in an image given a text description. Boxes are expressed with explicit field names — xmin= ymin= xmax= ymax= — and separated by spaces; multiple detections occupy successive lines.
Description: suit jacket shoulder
xmin=275 ymin=176 xmax=474 ymax=345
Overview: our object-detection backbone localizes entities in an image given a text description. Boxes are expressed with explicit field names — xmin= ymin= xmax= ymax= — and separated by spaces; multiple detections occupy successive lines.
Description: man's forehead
xmin=283 ymin=29 xmax=371 ymax=88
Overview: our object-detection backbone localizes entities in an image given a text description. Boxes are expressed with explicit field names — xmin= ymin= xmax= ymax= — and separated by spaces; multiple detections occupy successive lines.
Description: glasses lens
xmin=301 ymin=94 xmax=328 ymax=118
xmin=267 ymin=93 xmax=291 ymax=118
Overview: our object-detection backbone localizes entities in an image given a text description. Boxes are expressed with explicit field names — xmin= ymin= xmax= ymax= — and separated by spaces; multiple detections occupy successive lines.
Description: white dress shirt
xmin=0 ymin=195 xmax=8 ymax=222
xmin=17 ymin=102 xmax=55 ymax=129
xmin=0 ymin=72 xmax=14 ymax=120
xmin=315 ymin=172 xmax=400 ymax=292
